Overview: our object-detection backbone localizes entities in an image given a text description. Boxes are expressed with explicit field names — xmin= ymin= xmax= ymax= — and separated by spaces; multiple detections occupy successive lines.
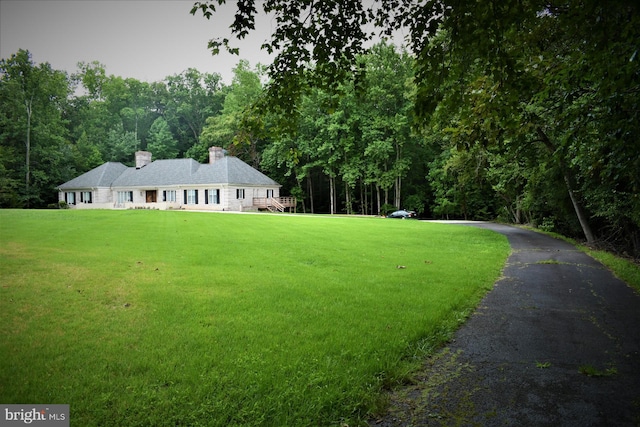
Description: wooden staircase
xmin=253 ymin=197 xmax=296 ymax=213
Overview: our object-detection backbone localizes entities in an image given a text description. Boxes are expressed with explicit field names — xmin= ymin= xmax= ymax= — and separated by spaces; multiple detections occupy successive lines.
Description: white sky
xmin=0 ymin=0 xmax=275 ymax=84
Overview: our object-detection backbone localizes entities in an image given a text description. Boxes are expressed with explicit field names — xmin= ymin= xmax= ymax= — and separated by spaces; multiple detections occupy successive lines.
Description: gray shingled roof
xmin=58 ymin=162 xmax=128 ymax=190
xmin=111 ymin=159 xmax=202 ymax=187
xmin=58 ymin=156 xmax=280 ymax=189
xmin=193 ymin=157 xmax=280 ymax=186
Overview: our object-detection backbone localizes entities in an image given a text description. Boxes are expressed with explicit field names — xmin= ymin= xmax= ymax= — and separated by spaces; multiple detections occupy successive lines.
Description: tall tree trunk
xmin=537 ymin=127 xmax=595 ymax=244
xmin=394 ymin=141 xmax=402 ymax=209
xmin=360 ymin=181 xmax=366 ymax=215
xmin=329 ymin=175 xmax=335 ymax=214
xmin=394 ymin=176 xmax=401 ymax=209
xmin=376 ymin=184 xmax=381 ymax=216
xmin=297 ymin=181 xmax=307 ymax=214
xmin=345 ymin=181 xmax=351 ymax=215
xmin=563 ymin=173 xmax=595 ymax=244
xmin=24 ymin=96 xmax=33 ymax=208
xmin=307 ymin=174 xmax=314 ymax=214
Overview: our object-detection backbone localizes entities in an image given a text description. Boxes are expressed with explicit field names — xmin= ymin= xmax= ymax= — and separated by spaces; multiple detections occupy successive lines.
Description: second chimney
xmin=135 ymin=151 xmax=152 ymax=169
xmin=209 ymin=146 xmax=225 ymax=164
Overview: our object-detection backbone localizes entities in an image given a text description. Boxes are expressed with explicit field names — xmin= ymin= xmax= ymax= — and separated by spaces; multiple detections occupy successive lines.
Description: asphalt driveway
xmin=370 ymin=222 xmax=640 ymax=426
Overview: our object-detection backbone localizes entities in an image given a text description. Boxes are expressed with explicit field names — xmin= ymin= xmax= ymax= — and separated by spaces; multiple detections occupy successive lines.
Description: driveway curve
xmin=370 ymin=222 xmax=640 ymax=426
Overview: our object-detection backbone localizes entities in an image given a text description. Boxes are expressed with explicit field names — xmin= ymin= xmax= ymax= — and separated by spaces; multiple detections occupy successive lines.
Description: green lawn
xmin=0 ymin=210 xmax=510 ymax=426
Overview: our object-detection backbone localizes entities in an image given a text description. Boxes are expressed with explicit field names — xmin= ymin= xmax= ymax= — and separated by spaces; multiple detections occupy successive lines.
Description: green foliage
xmin=0 ymin=147 xmax=21 ymax=208
xmin=191 ymin=0 xmax=640 ymax=254
xmin=380 ymin=203 xmax=397 ymax=216
xmin=160 ymin=67 xmax=226 ymax=154
xmin=262 ymin=42 xmax=426 ymax=215
xmin=146 ymin=117 xmax=178 ymax=159
xmin=578 ymin=364 xmax=618 ymax=378
xmin=197 ymin=61 xmax=266 ymax=167
xmin=104 ymin=123 xmax=139 ymax=164
xmin=0 ymin=49 xmax=71 ymax=207
xmin=0 ymin=210 xmax=510 ymax=426
xmin=581 ymin=248 xmax=640 ymax=294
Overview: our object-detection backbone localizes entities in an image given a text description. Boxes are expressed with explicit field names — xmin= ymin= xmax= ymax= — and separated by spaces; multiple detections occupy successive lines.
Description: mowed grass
xmin=0 ymin=210 xmax=509 ymax=426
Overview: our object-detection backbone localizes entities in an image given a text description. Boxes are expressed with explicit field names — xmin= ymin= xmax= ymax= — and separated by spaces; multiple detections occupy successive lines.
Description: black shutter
xmin=88 ymin=192 xmax=92 ymax=203
xmin=163 ymin=191 xmax=166 ymax=202
xmin=216 ymin=189 xmax=220 ymax=204
xmin=80 ymin=192 xmax=84 ymax=203
xmin=184 ymin=190 xmax=187 ymax=204
xmin=129 ymin=191 xmax=133 ymax=202
xmin=195 ymin=190 xmax=199 ymax=204
xmin=205 ymin=189 xmax=209 ymax=204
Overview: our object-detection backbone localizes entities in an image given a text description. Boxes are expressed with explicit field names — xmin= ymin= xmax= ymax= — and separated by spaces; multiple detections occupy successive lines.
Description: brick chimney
xmin=135 ymin=151 xmax=152 ymax=169
xmin=209 ymin=146 xmax=225 ymax=164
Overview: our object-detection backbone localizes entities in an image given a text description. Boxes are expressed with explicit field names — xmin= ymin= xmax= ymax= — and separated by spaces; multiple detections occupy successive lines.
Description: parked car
xmin=387 ymin=210 xmax=417 ymax=219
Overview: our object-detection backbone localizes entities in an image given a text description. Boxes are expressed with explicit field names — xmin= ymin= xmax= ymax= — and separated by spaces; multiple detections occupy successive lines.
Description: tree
xmin=358 ymin=42 xmax=417 ymax=212
xmin=0 ymin=49 xmax=71 ymax=207
xmin=195 ymin=61 xmax=266 ymax=167
xmin=104 ymin=123 xmax=139 ymax=164
xmin=412 ymin=1 xmax=638 ymax=244
xmin=147 ymin=117 xmax=178 ymax=159
xmin=72 ymin=131 xmax=104 ymax=172
xmin=120 ymin=78 xmax=155 ymax=144
xmin=160 ymin=68 xmax=226 ymax=156
xmin=75 ymin=61 xmax=109 ymax=101
xmin=261 ymin=43 xmax=420 ymax=215
xmin=70 ymin=63 xmax=119 ymax=166
xmin=192 ymin=0 xmax=372 ymax=117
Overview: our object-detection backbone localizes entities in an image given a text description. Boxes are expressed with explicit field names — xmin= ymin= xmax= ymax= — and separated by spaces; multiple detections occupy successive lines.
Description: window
xmin=65 ymin=192 xmax=76 ymax=205
xmin=80 ymin=191 xmax=92 ymax=203
xmin=267 ymin=189 xmax=274 ymax=199
xmin=117 ymin=191 xmax=133 ymax=203
xmin=236 ymin=189 xmax=245 ymax=199
xmin=206 ymin=189 xmax=220 ymax=205
xmin=185 ymin=189 xmax=198 ymax=205
xmin=163 ymin=190 xmax=176 ymax=202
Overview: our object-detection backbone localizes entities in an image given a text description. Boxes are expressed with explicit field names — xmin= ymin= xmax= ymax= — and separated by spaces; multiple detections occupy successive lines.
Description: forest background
xmin=1 ymin=0 xmax=638 ymax=258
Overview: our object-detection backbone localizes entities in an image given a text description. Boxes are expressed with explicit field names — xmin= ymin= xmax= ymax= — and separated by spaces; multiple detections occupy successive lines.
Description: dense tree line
xmin=191 ymin=0 xmax=640 ymax=257
xmin=0 ymin=45 xmax=422 ymax=217
xmin=2 ymin=0 xmax=639 ymax=257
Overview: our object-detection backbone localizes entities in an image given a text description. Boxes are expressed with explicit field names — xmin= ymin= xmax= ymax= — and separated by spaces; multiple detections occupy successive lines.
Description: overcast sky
xmin=0 ymin=0 xmax=274 ymax=84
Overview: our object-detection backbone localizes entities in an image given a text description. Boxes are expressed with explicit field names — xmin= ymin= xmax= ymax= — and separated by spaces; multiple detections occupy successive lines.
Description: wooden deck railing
xmin=253 ymin=197 xmax=297 ymax=212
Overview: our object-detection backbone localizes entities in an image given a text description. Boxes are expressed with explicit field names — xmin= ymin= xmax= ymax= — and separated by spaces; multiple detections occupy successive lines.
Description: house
xmin=57 ymin=146 xmax=295 ymax=212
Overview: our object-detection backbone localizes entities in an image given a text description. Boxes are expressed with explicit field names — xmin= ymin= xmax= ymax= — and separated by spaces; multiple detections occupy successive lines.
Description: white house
xmin=57 ymin=147 xmax=295 ymax=212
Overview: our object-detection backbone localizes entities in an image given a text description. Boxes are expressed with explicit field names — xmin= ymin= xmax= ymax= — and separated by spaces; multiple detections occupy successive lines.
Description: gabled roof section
xmin=193 ymin=157 xmax=280 ymax=186
xmin=58 ymin=162 xmax=128 ymax=190
xmin=111 ymin=159 xmax=201 ymax=187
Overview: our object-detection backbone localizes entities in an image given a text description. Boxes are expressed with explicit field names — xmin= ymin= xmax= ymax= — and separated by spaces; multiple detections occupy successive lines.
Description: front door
xmin=146 ymin=190 xmax=157 ymax=203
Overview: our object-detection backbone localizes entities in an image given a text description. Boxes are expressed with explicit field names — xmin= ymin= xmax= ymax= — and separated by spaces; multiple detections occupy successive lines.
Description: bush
xmin=380 ymin=203 xmax=397 ymax=216
xmin=403 ymin=194 xmax=426 ymax=215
